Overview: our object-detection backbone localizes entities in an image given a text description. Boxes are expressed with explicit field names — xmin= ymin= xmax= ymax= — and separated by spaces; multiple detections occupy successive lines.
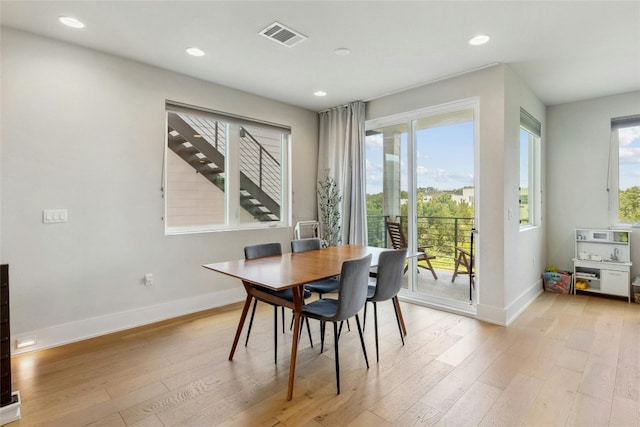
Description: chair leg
xmin=391 ymin=299 xmax=405 ymax=346
xmin=333 ymin=322 xmax=340 ymax=394
xmin=373 ymin=301 xmax=379 ymax=362
xmin=354 ymin=314 xmax=369 ymax=369
xmin=452 ymin=251 xmax=463 ymax=282
xmin=281 ymin=306 xmax=285 ymax=333
xmin=300 ymin=317 xmax=313 ymax=348
xmin=425 ymin=258 xmax=438 ymax=280
xmin=245 ymin=299 xmax=258 ymax=347
xmin=363 ymin=301 xmax=368 ymax=331
xmin=320 ymin=321 xmax=326 ymax=353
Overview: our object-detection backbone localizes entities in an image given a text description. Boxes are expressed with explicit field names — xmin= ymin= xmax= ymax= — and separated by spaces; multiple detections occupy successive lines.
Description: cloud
xmin=365 ymin=159 xmax=384 ymax=191
xmin=619 ymin=126 xmax=640 ymax=146
xmin=620 ymin=146 xmax=640 ymax=164
xmin=416 ymin=150 xmax=430 ymax=160
xmin=366 ymin=158 xmax=383 ymax=173
xmin=365 ymin=134 xmax=383 ymax=150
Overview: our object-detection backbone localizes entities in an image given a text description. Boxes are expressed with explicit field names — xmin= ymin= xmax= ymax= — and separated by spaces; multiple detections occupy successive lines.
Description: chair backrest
xmin=244 ymin=242 xmax=282 ymax=260
xmin=290 ymin=238 xmax=321 ymax=253
xmin=386 ymin=221 xmax=408 ymax=250
xmin=294 ymin=221 xmax=319 ymax=240
xmin=333 ymin=254 xmax=372 ymax=321
xmin=370 ymin=248 xmax=407 ymax=302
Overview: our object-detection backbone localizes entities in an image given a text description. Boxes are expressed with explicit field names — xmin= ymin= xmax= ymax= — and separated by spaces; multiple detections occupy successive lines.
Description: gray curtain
xmin=317 ymin=101 xmax=367 ymax=245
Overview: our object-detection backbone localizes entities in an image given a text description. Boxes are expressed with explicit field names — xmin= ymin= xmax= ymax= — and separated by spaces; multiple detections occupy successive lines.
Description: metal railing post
xmin=383 ymin=215 xmax=389 ymax=248
xmin=259 ymin=148 xmax=263 ymax=189
xmin=454 ymin=217 xmax=459 ymax=250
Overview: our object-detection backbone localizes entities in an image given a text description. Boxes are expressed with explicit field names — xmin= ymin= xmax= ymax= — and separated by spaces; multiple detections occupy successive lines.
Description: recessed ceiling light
xmin=468 ymin=34 xmax=490 ymax=46
xmin=58 ymin=16 xmax=85 ymax=29
xmin=185 ymin=47 xmax=205 ymax=57
xmin=314 ymin=90 xmax=327 ymax=97
xmin=334 ymin=48 xmax=351 ymax=56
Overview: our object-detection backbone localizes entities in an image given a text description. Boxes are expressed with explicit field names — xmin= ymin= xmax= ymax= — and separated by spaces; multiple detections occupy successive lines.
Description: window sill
xmin=166 ymin=223 xmax=289 ymax=236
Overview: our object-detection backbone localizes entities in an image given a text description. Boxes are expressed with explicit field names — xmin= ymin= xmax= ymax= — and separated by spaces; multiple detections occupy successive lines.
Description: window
xmin=164 ymin=102 xmax=290 ymax=233
xmin=610 ymin=114 xmax=640 ymax=225
xmin=519 ymin=108 xmax=541 ymax=227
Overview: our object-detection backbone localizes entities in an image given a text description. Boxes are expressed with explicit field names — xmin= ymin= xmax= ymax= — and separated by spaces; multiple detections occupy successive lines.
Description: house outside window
xmin=165 ymin=102 xmax=291 ymax=234
xmin=610 ymin=114 xmax=640 ymax=226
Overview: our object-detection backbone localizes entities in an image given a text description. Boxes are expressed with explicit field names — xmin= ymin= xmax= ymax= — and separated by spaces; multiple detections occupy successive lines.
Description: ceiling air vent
xmin=259 ymin=22 xmax=307 ymax=48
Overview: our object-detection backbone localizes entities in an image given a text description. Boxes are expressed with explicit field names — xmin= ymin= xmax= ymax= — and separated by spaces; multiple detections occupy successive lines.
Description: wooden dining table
xmin=202 ymin=244 xmax=414 ymax=400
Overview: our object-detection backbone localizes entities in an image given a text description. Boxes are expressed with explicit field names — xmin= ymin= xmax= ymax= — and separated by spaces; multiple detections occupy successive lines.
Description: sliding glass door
xmin=365 ymin=99 xmax=478 ymax=309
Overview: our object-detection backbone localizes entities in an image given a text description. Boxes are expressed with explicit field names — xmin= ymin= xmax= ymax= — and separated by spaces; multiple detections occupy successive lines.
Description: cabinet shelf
xmin=575 ymin=274 xmax=598 ymax=280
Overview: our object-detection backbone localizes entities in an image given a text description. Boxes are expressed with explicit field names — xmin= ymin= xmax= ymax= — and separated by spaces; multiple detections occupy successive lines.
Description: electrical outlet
xmin=144 ymin=273 xmax=153 ymax=286
xmin=43 ymin=209 xmax=68 ymax=223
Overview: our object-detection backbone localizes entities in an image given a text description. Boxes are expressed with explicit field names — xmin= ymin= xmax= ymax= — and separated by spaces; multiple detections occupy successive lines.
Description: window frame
xmin=164 ymin=101 xmax=292 ymax=235
xmin=519 ymin=108 xmax=542 ymax=229
xmin=609 ymin=114 xmax=640 ymax=228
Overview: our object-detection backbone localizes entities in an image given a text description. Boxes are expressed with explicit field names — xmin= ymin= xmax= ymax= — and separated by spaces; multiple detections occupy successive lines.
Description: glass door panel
xmin=413 ymin=109 xmax=475 ymax=303
xmin=365 ymin=123 xmax=409 ymax=288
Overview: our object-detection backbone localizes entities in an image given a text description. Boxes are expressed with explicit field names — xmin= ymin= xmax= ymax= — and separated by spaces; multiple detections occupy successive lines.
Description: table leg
xmin=286 ymin=285 xmax=304 ymax=400
xmin=393 ymin=296 xmax=407 ymax=336
xmin=229 ymin=293 xmax=253 ymax=361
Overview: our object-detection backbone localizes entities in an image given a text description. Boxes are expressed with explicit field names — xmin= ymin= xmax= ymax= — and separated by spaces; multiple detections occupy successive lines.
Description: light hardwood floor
xmin=7 ymin=292 xmax=640 ymax=426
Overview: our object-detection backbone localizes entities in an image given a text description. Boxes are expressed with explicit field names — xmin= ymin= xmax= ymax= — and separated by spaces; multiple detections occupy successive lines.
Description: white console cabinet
xmin=573 ymin=229 xmax=632 ymax=302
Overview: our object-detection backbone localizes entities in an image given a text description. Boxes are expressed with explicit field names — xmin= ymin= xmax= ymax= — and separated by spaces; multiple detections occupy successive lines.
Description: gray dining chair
xmin=291 ymin=238 xmax=350 ymax=333
xmin=363 ymin=248 xmax=407 ymax=362
xmin=243 ymin=242 xmax=313 ymax=364
xmin=300 ymin=253 xmax=372 ymax=394
xmin=290 ymin=238 xmax=340 ymax=298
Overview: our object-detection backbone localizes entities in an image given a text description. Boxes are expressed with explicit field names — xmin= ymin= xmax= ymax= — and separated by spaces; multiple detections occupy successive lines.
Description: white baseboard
xmin=505 ymin=279 xmax=543 ymax=326
xmin=0 ymin=391 xmax=20 ymax=426
xmin=475 ymin=303 xmax=507 ymax=326
xmin=476 ymin=279 xmax=543 ymax=326
xmin=12 ymin=288 xmax=245 ymax=355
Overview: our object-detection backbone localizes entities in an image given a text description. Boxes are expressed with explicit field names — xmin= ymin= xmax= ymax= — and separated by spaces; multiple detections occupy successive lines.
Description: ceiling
xmin=2 ymin=1 xmax=639 ymax=112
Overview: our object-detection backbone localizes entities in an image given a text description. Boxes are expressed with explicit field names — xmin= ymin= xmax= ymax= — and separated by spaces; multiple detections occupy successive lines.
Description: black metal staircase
xmin=167 ymin=112 xmax=280 ymax=222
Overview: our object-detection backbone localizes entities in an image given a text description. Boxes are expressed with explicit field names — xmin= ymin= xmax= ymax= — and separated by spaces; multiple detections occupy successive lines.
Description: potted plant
xmin=317 ymin=169 xmax=342 ymax=247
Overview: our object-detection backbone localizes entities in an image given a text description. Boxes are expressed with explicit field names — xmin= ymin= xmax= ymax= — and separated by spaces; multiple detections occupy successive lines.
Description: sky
xmin=619 ymin=125 xmax=640 ymax=190
xmin=365 ymin=121 xmax=474 ymax=195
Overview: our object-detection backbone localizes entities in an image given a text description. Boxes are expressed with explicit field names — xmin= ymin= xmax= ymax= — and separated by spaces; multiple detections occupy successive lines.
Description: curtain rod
xmin=317 ymin=101 xmax=364 ymax=115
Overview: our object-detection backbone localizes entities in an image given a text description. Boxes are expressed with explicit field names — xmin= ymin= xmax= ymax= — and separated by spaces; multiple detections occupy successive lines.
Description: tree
xmin=619 ymin=186 xmax=640 ymax=223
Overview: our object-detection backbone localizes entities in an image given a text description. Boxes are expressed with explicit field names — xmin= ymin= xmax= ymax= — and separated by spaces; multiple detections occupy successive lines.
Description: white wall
xmin=0 ymin=28 xmax=318 ymax=353
xmin=547 ymin=91 xmax=640 ymax=277
xmin=366 ymin=64 xmax=546 ymax=325
xmin=503 ymin=66 xmax=546 ymax=320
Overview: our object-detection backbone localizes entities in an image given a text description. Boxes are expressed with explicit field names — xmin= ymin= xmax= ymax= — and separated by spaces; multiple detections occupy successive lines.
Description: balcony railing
xmin=368 ymin=215 xmax=474 ymax=271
